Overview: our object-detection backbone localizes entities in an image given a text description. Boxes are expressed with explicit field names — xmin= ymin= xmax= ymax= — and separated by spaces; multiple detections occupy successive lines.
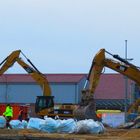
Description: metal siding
xmin=51 ymin=84 xmax=76 ymax=104
xmin=0 ymin=83 xmax=42 ymax=103
xmin=77 ymin=77 xmax=87 ymax=103
xmin=75 ymin=84 xmax=78 ymax=103
xmin=0 ymin=84 xmax=7 ymax=102
xmin=0 ymin=78 xmax=86 ymax=104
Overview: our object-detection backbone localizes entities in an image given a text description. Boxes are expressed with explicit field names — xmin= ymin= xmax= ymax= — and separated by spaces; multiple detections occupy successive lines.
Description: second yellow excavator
xmin=74 ymin=48 xmax=140 ymax=121
xmin=0 ymin=50 xmax=74 ymax=118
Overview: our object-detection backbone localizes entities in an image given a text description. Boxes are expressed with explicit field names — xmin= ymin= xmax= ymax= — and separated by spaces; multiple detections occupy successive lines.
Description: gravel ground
xmin=0 ymin=128 xmax=140 ymax=140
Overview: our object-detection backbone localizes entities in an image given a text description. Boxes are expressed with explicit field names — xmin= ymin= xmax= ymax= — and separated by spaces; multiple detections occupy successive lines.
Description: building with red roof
xmin=0 ymin=74 xmax=87 ymax=104
xmin=0 ymin=73 xmax=137 ymax=111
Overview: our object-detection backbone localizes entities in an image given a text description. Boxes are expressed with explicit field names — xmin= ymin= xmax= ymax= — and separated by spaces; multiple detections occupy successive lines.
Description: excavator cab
xmin=35 ymin=96 xmax=54 ymax=116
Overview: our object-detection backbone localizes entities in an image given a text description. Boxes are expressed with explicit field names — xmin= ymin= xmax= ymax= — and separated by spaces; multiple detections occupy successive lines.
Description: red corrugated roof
xmin=0 ymin=74 xmax=86 ymax=83
xmin=94 ymin=73 xmax=134 ymax=99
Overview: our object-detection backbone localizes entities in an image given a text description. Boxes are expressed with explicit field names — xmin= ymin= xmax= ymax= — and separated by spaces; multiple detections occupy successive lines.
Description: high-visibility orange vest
xmin=97 ymin=113 xmax=102 ymax=118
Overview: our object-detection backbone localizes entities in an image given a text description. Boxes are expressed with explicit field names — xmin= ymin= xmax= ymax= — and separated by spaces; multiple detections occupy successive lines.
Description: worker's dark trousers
xmin=5 ymin=116 xmax=12 ymax=129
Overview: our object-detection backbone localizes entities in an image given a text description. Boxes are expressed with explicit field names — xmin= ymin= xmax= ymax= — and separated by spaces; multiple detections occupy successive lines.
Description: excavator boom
xmin=0 ymin=50 xmax=21 ymax=75
xmin=74 ymin=48 xmax=140 ymax=120
xmin=0 ymin=50 xmax=74 ymax=118
xmin=0 ymin=50 xmax=54 ymax=116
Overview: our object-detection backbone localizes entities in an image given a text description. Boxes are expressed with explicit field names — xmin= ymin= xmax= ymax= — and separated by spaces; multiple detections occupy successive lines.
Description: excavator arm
xmin=74 ymin=48 xmax=140 ymax=120
xmin=0 ymin=50 xmax=54 ymax=116
xmin=85 ymin=49 xmax=140 ymax=95
xmin=16 ymin=58 xmax=51 ymax=96
xmin=0 ymin=50 xmax=21 ymax=75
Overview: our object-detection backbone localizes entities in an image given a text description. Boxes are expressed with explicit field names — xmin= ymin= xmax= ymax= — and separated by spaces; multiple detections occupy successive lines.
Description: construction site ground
xmin=0 ymin=128 xmax=140 ymax=140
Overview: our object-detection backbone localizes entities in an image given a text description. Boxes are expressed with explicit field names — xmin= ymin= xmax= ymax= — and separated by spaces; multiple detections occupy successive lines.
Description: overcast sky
xmin=0 ymin=0 xmax=140 ymax=74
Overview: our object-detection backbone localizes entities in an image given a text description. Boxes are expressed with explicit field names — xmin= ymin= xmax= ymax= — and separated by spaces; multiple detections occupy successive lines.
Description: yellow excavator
xmin=0 ymin=50 xmax=74 ymax=118
xmin=74 ymin=48 xmax=140 ymax=121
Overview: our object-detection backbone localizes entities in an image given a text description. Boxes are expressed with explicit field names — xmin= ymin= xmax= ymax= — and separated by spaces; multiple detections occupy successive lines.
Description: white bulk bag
xmin=0 ymin=116 xmax=6 ymax=128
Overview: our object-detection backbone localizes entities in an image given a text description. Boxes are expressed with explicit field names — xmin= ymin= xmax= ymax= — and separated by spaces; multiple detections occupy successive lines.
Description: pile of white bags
xmin=10 ymin=120 xmax=28 ymax=129
xmin=75 ymin=119 xmax=105 ymax=134
xmin=27 ymin=117 xmax=104 ymax=134
xmin=39 ymin=117 xmax=60 ymax=133
xmin=8 ymin=116 xmax=105 ymax=134
xmin=28 ymin=117 xmax=77 ymax=133
xmin=0 ymin=116 xmax=6 ymax=128
xmin=27 ymin=118 xmax=45 ymax=130
xmin=57 ymin=118 xmax=76 ymax=133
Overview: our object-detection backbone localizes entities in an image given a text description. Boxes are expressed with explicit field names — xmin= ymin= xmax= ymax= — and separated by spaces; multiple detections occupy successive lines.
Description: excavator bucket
xmin=73 ymin=90 xmax=101 ymax=121
xmin=73 ymin=101 xmax=101 ymax=121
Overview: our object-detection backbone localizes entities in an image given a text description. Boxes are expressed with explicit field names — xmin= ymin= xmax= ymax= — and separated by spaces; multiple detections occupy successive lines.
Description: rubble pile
xmin=118 ymin=116 xmax=140 ymax=129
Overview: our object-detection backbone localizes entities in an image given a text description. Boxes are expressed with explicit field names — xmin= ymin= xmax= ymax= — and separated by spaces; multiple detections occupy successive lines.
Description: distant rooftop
xmin=0 ymin=74 xmax=87 ymax=83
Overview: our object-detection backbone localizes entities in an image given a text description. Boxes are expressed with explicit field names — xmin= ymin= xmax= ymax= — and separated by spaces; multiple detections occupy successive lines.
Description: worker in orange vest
xmin=97 ymin=113 xmax=102 ymax=121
